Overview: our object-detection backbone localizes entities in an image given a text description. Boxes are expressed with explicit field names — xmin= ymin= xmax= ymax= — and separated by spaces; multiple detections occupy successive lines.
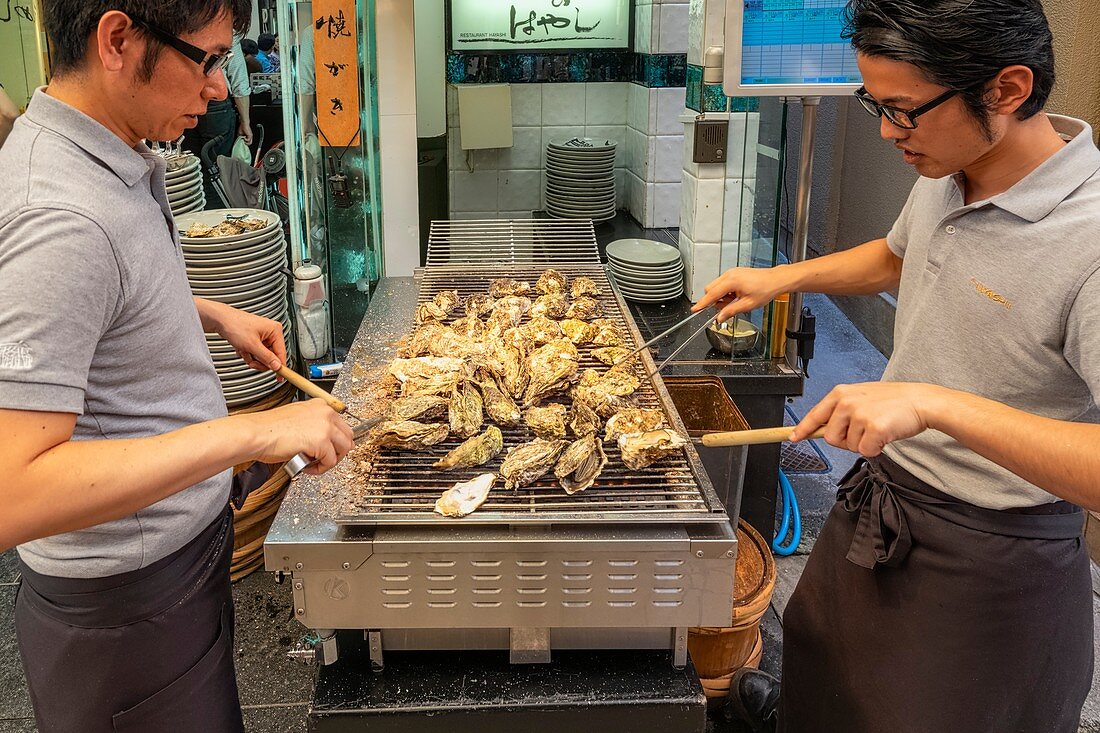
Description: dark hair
xmin=257 ymin=32 xmax=276 ymax=52
xmin=240 ymin=37 xmax=259 ymax=56
xmin=843 ymin=0 xmax=1055 ymax=132
xmin=43 ymin=0 xmax=251 ymax=81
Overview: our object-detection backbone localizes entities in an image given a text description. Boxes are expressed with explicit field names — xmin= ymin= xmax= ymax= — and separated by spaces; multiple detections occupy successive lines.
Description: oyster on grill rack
xmin=559 ymin=319 xmax=598 ymax=345
xmin=475 ymin=369 xmax=522 ymax=427
xmin=433 ymin=426 xmax=503 ymax=470
xmin=524 ymin=403 xmax=568 ymax=440
xmin=574 ymin=368 xmax=640 ymax=405
xmin=536 ymin=268 xmax=568 ymax=295
xmin=433 ymin=289 xmax=461 ymax=315
xmin=618 ymin=429 xmax=687 ymax=470
xmin=605 ymin=408 xmax=666 ymax=443
xmin=453 ymin=312 xmax=486 ymax=340
xmin=592 ymin=346 xmax=634 ymax=367
xmin=486 ymin=296 xmax=532 ymax=334
xmin=414 ymin=301 xmax=448 ymax=325
xmin=389 ymin=356 xmax=465 ymax=383
xmin=373 ymin=420 xmax=449 ymax=450
xmin=463 ymin=293 xmax=496 ymax=318
xmin=531 ymin=293 xmax=569 ymax=320
xmin=387 ymin=394 xmax=449 ymax=423
xmin=434 ymin=473 xmax=496 ymax=518
xmin=523 ymin=339 xmax=579 ymax=406
xmin=522 ymin=315 xmax=563 ymax=346
xmin=591 ymin=318 xmax=626 ymax=347
xmin=448 ymin=380 xmax=484 ymax=439
xmin=555 ymin=434 xmax=608 ymax=495
xmin=402 ymin=324 xmax=481 ymax=359
xmin=569 ymin=399 xmax=602 ymax=437
xmin=571 ymin=276 xmax=599 ymax=299
xmin=500 ymin=438 xmax=569 ymax=490
xmin=489 ymin=278 xmax=532 ymax=297
xmin=401 ymin=322 xmax=448 ymax=357
xmin=565 ymin=296 xmax=602 ymax=321
xmin=399 ymin=372 xmax=462 ymax=397
xmin=485 ymin=339 xmax=529 ymax=399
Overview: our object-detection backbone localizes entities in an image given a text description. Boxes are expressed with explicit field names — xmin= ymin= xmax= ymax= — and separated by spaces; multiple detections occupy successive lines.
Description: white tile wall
xmin=656 ymin=87 xmax=687 ymax=135
xmin=452 ymin=170 xmax=498 ymax=212
xmin=693 ymin=176 xmax=725 ymax=243
xmin=585 ymin=83 xmax=628 ymax=125
xmin=689 ymin=240 xmax=721 ymax=301
xmin=679 ymin=171 xmax=698 ymax=240
xmin=657 ymin=3 xmax=690 ymax=54
xmin=498 ymin=170 xmax=542 ymax=212
xmin=634 ymin=4 xmax=653 ymax=54
xmin=687 ymin=0 xmax=705 ymax=66
xmin=511 ymin=84 xmax=542 ymax=127
xmin=542 ymin=84 xmax=587 ymax=125
xmin=653 ymin=134 xmax=684 ymax=183
xmin=628 ymin=84 xmax=650 ymax=133
xmin=652 ymin=182 xmax=682 ymax=227
xmin=499 ymin=126 xmax=542 ymax=170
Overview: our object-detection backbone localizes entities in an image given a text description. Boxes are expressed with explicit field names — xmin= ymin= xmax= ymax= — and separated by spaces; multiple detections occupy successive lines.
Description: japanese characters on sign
xmin=450 ymin=0 xmax=630 ymax=51
xmin=314 ymin=0 xmax=361 ymax=147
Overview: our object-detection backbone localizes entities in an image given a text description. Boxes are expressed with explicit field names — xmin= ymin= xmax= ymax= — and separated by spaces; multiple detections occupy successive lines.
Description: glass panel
xmin=0 ymin=0 xmax=49 ymax=109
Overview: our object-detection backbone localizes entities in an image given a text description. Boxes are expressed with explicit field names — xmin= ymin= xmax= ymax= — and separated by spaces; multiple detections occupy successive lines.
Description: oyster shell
xmin=522 ymin=315 xmax=563 ymax=346
xmin=414 ymin=301 xmax=448 ymax=325
xmin=401 ymin=322 xmax=449 ymax=357
xmin=403 ymin=324 xmax=482 ymax=358
xmin=486 ymin=296 xmax=532 ymax=334
xmin=475 ymin=369 xmax=522 ymax=427
xmin=489 ymin=278 xmax=532 ymax=297
xmin=524 ymin=403 xmax=568 ymax=440
xmin=387 ymin=394 xmax=450 ymax=422
xmin=434 ymin=473 xmax=496 ymax=518
xmin=453 ymin=312 xmax=486 ymax=340
xmin=432 ymin=289 xmax=461 ymax=315
xmin=373 ymin=420 xmax=450 ymax=450
xmin=463 ymin=293 xmax=496 ymax=318
xmin=565 ymin=296 xmax=602 ymax=321
xmin=591 ymin=346 xmax=634 ymax=367
xmin=485 ymin=339 xmax=528 ymax=399
xmin=571 ymin=276 xmax=599 ymax=298
xmin=523 ymin=339 xmax=579 ymax=406
xmin=433 ymin=426 xmax=503 ymax=470
xmin=531 ymin=293 xmax=569 ymax=320
xmin=574 ymin=368 xmax=641 ymax=418
xmin=500 ymin=438 xmax=568 ymax=490
xmin=569 ymin=399 xmax=602 ymax=437
xmin=448 ymin=380 xmax=484 ymax=439
xmin=605 ymin=408 xmax=666 ymax=443
xmin=536 ymin=268 xmax=568 ymax=295
xmin=389 ymin=356 xmax=465 ymax=383
xmin=591 ymin=318 xmax=626 ymax=347
xmin=617 ymin=429 xmax=687 ymax=470
xmin=399 ymin=372 xmax=462 ymax=397
xmin=559 ymin=318 xmax=598 ymax=345
xmin=554 ymin=434 xmax=608 ymax=494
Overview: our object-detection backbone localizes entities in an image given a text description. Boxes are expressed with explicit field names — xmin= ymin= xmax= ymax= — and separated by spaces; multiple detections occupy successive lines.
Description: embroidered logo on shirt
xmin=969 ymin=278 xmax=1013 ymax=310
xmin=0 ymin=342 xmax=33 ymax=370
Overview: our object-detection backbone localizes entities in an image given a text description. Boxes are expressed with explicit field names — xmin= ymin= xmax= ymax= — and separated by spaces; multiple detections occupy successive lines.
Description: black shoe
xmin=720 ymin=668 xmax=779 ymax=733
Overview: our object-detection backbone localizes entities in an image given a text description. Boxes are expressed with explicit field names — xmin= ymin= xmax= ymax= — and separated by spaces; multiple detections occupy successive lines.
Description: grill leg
xmin=368 ymin=631 xmax=384 ymax=672
xmin=672 ymin=627 xmax=688 ymax=668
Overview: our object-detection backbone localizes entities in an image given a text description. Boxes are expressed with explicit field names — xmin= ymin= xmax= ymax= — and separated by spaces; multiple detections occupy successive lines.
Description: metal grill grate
xmin=425 ymin=220 xmax=601 ymax=268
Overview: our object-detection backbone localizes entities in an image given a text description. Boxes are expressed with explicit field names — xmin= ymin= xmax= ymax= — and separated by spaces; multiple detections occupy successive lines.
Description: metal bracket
xmin=672 ymin=627 xmax=688 ymax=669
xmin=509 ymin=627 xmax=551 ymax=664
xmin=287 ymin=630 xmax=338 ymax=666
xmin=368 ymin=631 xmax=384 ymax=672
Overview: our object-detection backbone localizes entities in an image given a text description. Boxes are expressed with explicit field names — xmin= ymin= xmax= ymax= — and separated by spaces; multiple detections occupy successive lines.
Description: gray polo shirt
xmin=882 ymin=114 xmax=1100 ymax=510
xmin=0 ymin=90 xmax=230 ymax=578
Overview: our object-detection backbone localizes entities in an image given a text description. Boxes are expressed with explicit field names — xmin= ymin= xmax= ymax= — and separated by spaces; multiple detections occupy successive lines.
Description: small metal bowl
xmin=706 ymin=319 xmax=760 ymax=355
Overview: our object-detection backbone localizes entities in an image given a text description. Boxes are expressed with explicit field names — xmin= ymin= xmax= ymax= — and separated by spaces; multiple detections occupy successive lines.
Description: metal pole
xmin=784 ymin=97 xmax=821 ymax=371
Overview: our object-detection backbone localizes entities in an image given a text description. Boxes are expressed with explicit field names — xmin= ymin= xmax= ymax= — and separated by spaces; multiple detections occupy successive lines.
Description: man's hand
xmin=692 ymin=266 xmax=792 ymax=324
xmin=210 ymin=303 xmax=286 ymax=373
xmin=238 ymin=399 xmax=355 ymax=474
xmin=237 ymin=118 xmax=253 ymax=146
xmin=791 ymin=382 xmax=942 ymax=456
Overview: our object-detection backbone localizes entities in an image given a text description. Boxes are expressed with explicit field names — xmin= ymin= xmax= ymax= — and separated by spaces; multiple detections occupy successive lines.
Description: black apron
xmin=15 ymin=508 xmax=244 ymax=733
xmin=777 ymin=455 xmax=1093 ymax=733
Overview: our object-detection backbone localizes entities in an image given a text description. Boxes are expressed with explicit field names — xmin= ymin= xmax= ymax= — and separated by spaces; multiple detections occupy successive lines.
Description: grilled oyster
xmin=536 ymin=268 xmax=568 ymax=295
xmin=522 ymin=315 xmax=563 ymax=346
xmin=618 ymin=429 xmax=687 ymax=470
xmin=486 ymin=296 xmax=532 ymax=334
xmin=489 ymin=278 xmax=532 ymax=297
xmin=531 ymin=293 xmax=569 ymax=320
xmin=559 ymin=318 xmax=598 ymax=345
xmin=463 ymin=293 xmax=496 ymax=318
xmin=574 ymin=368 xmax=641 ymax=418
xmin=523 ymin=339 xmax=579 ymax=406
xmin=453 ymin=312 xmax=486 ymax=340
xmin=475 ymin=369 xmax=522 ymax=427
xmin=500 ymin=438 xmax=568 ymax=490
xmin=605 ymin=408 xmax=666 ymax=443
xmin=399 ymin=372 xmax=463 ymax=397
xmin=591 ymin=318 xmax=626 ymax=347
xmin=571 ymin=276 xmax=599 ymax=298
xmin=401 ymin=322 xmax=449 ymax=357
xmin=415 ymin=301 xmax=448 ymax=325
xmin=448 ymin=380 xmax=484 ymax=439
xmin=387 ymin=395 xmax=449 ymax=423
xmin=569 ymin=399 xmax=602 ymax=437
xmin=433 ymin=289 xmax=461 ymax=315
xmin=485 ymin=339 xmax=529 ymax=399
xmin=555 ymin=434 xmax=608 ymax=494
xmin=434 ymin=426 xmax=503 ymax=470
xmin=565 ymin=296 xmax=602 ymax=321
xmin=434 ymin=473 xmax=496 ymax=518
xmin=373 ymin=420 xmax=449 ymax=450
xmin=592 ymin=346 xmax=634 ymax=367
xmin=524 ymin=403 xmax=568 ymax=440
xmin=389 ymin=356 xmax=465 ymax=383
xmin=403 ymin=324 xmax=482 ymax=358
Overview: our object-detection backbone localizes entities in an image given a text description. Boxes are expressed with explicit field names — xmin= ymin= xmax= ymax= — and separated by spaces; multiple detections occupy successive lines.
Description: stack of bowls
xmin=175 ymin=209 xmax=291 ymax=407
xmin=165 ymin=154 xmax=206 ymax=215
xmin=545 ymin=137 xmax=617 ymax=223
xmin=606 ymin=238 xmax=685 ymax=303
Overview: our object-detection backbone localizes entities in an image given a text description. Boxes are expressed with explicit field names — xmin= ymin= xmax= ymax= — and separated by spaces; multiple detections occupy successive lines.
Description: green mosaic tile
xmin=702 ymin=84 xmax=728 ymax=113
xmin=685 ymin=64 xmax=703 ymax=112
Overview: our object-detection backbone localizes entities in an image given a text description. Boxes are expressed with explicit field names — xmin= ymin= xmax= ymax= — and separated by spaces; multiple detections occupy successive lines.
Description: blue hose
xmin=771 ymin=469 xmax=802 ymax=556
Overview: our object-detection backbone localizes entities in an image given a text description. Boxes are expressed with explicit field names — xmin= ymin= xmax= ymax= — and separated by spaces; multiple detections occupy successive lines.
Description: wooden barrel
xmin=688 ymin=520 xmax=776 ymax=680
xmin=699 ymin=630 xmax=764 ymax=705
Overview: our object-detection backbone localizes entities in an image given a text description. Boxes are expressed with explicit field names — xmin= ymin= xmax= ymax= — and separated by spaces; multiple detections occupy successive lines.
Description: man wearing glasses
xmin=0 ymin=2 xmax=355 ymax=731
xmin=697 ymin=1 xmax=1097 ymax=731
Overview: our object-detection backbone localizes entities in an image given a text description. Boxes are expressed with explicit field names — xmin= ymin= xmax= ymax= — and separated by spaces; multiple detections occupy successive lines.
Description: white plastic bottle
xmin=293 ymin=263 xmax=330 ymax=360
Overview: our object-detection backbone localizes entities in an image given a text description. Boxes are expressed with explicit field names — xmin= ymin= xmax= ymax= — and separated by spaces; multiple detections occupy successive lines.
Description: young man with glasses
xmin=696 ymin=1 xmax=1097 ymax=731
xmin=0 ymin=2 xmax=356 ymax=730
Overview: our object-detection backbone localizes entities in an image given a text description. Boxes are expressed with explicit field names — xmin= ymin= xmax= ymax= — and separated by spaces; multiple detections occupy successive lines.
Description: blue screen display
xmin=740 ymin=0 xmax=862 ymax=86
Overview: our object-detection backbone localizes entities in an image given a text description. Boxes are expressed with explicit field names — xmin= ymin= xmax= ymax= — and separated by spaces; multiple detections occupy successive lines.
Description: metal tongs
xmin=612 ymin=308 xmax=717 ymax=378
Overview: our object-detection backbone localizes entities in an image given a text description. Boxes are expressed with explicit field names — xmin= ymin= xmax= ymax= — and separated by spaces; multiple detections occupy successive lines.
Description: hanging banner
xmin=450 ymin=0 xmax=631 ymax=51
xmin=313 ymin=0 xmax=361 ymax=148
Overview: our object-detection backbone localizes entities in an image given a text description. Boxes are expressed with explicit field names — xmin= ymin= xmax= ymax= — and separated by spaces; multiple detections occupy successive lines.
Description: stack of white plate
xmin=165 ymin=154 xmax=206 ymax=216
xmin=606 ymin=238 xmax=685 ymax=303
xmin=545 ymin=137 xmax=617 ymax=223
xmin=175 ymin=209 xmax=291 ymax=407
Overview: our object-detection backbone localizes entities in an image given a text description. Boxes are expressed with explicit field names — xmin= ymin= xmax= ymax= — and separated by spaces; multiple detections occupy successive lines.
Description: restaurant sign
xmin=450 ymin=0 xmax=631 ymax=51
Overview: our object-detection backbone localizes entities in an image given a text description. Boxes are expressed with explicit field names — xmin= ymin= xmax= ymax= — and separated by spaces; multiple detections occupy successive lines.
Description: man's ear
xmin=95 ymin=11 xmax=142 ymax=74
xmin=987 ymin=65 xmax=1035 ymax=118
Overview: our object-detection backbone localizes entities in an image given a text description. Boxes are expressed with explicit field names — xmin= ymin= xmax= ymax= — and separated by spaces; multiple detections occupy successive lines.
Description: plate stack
xmin=545 ymin=137 xmax=617 ymax=223
xmin=165 ymin=154 xmax=206 ymax=216
xmin=175 ymin=209 xmax=291 ymax=407
xmin=606 ymin=238 xmax=685 ymax=303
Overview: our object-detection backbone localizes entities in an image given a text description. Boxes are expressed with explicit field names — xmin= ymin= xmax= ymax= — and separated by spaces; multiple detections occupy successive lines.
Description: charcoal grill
xmin=265 ymin=220 xmax=738 ymax=669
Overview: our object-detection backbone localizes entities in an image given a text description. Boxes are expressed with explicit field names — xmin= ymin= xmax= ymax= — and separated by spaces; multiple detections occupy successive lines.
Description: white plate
xmin=205 ymin=288 xmax=287 ymax=314
xmin=165 ymin=175 xmax=202 ymax=195
xmin=546 ymin=207 xmax=616 ymax=222
xmin=546 ymin=190 xmax=616 ymax=203
xmin=181 ymin=228 xmax=285 ymax=253
xmin=547 ymin=171 xmax=615 ymax=184
xmin=614 ymin=283 xmax=684 ymax=298
xmin=169 ymin=190 xmax=203 ymax=209
xmin=609 ymin=270 xmax=683 ymax=288
xmin=182 ymin=235 xmax=284 ymax=265
xmin=222 ymin=371 xmax=279 ymax=393
xmin=546 ymin=152 xmax=616 ymax=165
xmin=165 ymin=159 xmax=200 ymax=178
xmin=606 ymin=238 xmax=681 ymax=266
xmin=608 ymin=258 xmax=684 ymax=276
xmin=175 ymin=209 xmax=281 ymax=243
xmin=547 ymin=202 xmax=617 ymax=216
xmin=619 ymin=291 xmax=682 ymax=303
xmin=548 ymin=137 xmax=617 ymax=153
xmin=547 ymin=162 xmax=616 ymax=176
xmin=171 ymin=197 xmax=206 ymax=215
xmin=189 ymin=274 xmax=287 ymax=299
xmin=185 ymin=246 xmax=286 ymax=278
xmin=545 ymin=181 xmax=615 ymax=193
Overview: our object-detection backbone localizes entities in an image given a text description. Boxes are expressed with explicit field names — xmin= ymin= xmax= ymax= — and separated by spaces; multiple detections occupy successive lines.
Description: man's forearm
xmin=194 ymin=296 xmax=233 ymax=333
xmin=925 ymin=386 xmax=1100 ymax=510
xmin=233 ymin=96 xmax=250 ymax=132
xmin=776 ymin=238 xmax=903 ymax=297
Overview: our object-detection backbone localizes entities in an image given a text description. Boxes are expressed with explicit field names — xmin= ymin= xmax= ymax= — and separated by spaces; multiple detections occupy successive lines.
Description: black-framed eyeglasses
xmin=129 ymin=15 xmax=232 ymax=76
xmin=854 ymin=86 xmax=960 ymax=130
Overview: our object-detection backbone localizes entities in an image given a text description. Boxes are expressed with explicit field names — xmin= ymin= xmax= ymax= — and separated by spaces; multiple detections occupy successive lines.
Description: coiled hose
xmin=771 ymin=469 xmax=802 ymax=556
